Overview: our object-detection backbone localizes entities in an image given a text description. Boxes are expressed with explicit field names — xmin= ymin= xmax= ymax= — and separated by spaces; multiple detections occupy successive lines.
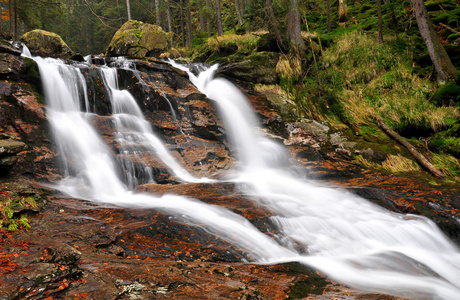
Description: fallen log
xmin=375 ymin=116 xmax=445 ymax=179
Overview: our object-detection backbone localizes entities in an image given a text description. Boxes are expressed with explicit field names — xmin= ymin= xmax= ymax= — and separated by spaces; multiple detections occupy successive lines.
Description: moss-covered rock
xmin=428 ymin=123 xmax=460 ymax=158
xmin=430 ymin=83 xmax=460 ymax=107
xmin=218 ymin=51 xmax=280 ymax=84
xmin=20 ymin=30 xmax=74 ymax=59
xmin=106 ymin=20 xmax=169 ymax=58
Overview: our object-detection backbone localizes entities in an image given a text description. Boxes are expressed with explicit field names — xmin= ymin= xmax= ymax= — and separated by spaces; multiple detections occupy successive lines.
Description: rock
xmin=20 ymin=29 xmax=74 ymax=59
xmin=106 ymin=20 xmax=170 ymax=58
xmin=428 ymin=122 xmax=460 ymax=158
xmin=0 ymin=137 xmax=26 ymax=175
xmin=256 ymin=33 xmax=287 ymax=52
xmin=219 ymin=52 xmax=280 ymax=84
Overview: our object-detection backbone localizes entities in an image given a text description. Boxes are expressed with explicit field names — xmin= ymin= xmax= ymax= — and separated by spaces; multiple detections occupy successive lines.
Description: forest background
xmin=2 ymin=0 xmax=460 ymax=182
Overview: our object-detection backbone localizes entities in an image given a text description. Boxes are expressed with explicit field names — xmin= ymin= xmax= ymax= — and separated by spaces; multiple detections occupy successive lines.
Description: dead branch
xmin=439 ymin=22 xmax=460 ymax=35
xmin=375 ymin=116 xmax=445 ymax=179
xmin=83 ymin=0 xmax=119 ymax=31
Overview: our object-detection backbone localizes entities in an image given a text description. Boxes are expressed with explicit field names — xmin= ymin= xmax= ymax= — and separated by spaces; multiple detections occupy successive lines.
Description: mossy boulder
xmin=106 ymin=20 xmax=169 ymax=58
xmin=428 ymin=123 xmax=460 ymax=158
xmin=20 ymin=30 xmax=74 ymax=59
xmin=430 ymin=83 xmax=460 ymax=107
xmin=218 ymin=52 xmax=280 ymax=84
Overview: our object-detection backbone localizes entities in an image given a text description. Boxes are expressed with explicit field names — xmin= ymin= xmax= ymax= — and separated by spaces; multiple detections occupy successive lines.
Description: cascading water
xmin=26 ymin=44 xmax=460 ymax=300
xmin=173 ymin=61 xmax=460 ymax=299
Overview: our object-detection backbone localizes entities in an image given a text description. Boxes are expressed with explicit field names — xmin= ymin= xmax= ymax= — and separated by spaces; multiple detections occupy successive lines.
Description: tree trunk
xmin=155 ymin=0 xmax=161 ymax=26
xmin=338 ymin=0 xmax=347 ymax=22
xmin=375 ymin=116 xmax=445 ymax=179
xmin=180 ymin=0 xmax=185 ymax=47
xmin=9 ymin=0 xmax=15 ymax=38
xmin=326 ymin=0 xmax=331 ymax=33
xmin=199 ymin=2 xmax=206 ymax=32
xmin=13 ymin=0 xmax=17 ymax=41
xmin=378 ymin=0 xmax=383 ymax=43
xmin=215 ymin=0 xmax=224 ymax=36
xmin=126 ymin=0 xmax=132 ymax=20
xmin=205 ymin=0 xmax=214 ymax=37
xmin=185 ymin=0 xmax=193 ymax=48
xmin=235 ymin=0 xmax=243 ymax=26
xmin=266 ymin=0 xmax=285 ymax=51
xmin=412 ymin=0 xmax=457 ymax=83
xmin=229 ymin=0 xmax=236 ymax=32
xmin=166 ymin=1 xmax=174 ymax=47
xmin=287 ymin=0 xmax=305 ymax=48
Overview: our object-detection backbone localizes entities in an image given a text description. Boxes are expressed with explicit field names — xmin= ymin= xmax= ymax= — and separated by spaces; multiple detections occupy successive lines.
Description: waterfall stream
xmin=27 ymin=49 xmax=460 ymax=300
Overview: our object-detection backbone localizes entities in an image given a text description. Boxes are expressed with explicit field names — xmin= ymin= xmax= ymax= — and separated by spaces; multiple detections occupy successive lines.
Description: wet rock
xmin=106 ymin=20 xmax=170 ymax=58
xmin=0 ymin=137 xmax=27 ymax=175
xmin=20 ymin=29 xmax=74 ymax=59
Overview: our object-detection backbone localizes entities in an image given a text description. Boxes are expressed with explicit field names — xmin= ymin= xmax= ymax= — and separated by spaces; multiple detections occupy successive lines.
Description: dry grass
xmin=322 ymin=31 xmax=460 ymax=131
xmin=357 ymin=154 xmax=421 ymax=173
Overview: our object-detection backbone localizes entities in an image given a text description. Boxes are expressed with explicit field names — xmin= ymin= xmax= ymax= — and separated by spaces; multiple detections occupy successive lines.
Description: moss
xmin=428 ymin=123 xmax=460 ymax=158
xmin=430 ymin=83 xmax=460 ymax=107
xmin=283 ymin=263 xmax=328 ymax=298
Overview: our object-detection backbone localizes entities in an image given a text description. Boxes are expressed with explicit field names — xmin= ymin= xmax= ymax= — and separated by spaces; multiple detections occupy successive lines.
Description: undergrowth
xmin=0 ymin=196 xmax=37 ymax=231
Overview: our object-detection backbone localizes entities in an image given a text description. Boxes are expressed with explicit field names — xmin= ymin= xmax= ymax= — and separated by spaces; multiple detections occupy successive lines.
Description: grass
xmin=319 ymin=31 xmax=460 ymax=134
xmin=356 ymin=154 xmax=421 ymax=174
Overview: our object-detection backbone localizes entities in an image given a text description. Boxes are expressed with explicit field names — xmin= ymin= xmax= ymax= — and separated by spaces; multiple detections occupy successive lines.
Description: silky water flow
xmin=25 ymin=47 xmax=460 ymax=300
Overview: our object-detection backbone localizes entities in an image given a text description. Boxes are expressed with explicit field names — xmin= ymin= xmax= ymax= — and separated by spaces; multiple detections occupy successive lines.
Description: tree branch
xmin=375 ymin=116 xmax=445 ymax=179
xmin=439 ymin=22 xmax=460 ymax=35
xmin=83 ymin=0 xmax=119 ymax=31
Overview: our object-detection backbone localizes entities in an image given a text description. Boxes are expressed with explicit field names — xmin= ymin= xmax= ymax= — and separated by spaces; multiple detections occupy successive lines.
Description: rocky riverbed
xmin=1 ymin=40 xmax=459 ymax=299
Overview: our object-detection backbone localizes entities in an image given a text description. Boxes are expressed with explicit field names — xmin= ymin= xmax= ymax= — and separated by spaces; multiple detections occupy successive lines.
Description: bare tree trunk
xmin=378 ymin=0 xmax=383 ymax=43
xmin=267 ymin=0 xmax=285 ymax=51
xmin=126 ymin=0 xmax=132 ymax=20
xmin=229 ymin=0 xmax=236 ymax=32
xmin=287 ymin=0 xmax=305 ymax=48
xmin=205 ymin=0 xmax=213 ymax=37
xmin=199 ymin=1 xmax=206 ymax=32
xmin=185 ymin=0 xmax=193 ymax=48
xmin=166 ymin=1 xmax=174 ymax=46
xmin=326 ymin=0 xmax=331 ymax=33
xmin=9 ymin=0 xmax=14 ymax=38
xmin=180 ymin=0 xmax=185 ymax=46
xmin=412 ymin=0 xmax=457 ymax=83
xmin=0 ymin=1 xmax=3 ymax=38
xmin=155 ymin=0 xmax=161 ymax=26
xmin=338 ymin=0 xmax=347 ymax=22
xmin=215 ymin=0 xmax=224 ymax=36
xmin=235 ymin=0 xmax=243 ymax=26
xmin=14 ymin=0 xmax=18 ymax=41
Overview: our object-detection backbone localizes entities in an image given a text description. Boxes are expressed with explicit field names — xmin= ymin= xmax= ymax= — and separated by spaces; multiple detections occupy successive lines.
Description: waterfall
xmin=173 ymin=61 xmax=460 ymax=299
xmin=29 ymin=49 xmax=460 ymax=300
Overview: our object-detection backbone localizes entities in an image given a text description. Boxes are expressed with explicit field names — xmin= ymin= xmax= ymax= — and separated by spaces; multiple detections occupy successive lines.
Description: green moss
xmin=428 ymin=123 xmax=460 ymax=158
xmin=283 ymin=263 xmax=328 ymax=298
xmin=430 ymin=83 xmax=460 ymax=107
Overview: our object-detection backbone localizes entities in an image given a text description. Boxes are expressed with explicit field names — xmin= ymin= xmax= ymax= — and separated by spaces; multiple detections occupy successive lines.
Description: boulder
xmin=20 ymin=30 xmax=74 ymax=59
xmin=0 ymin=135 xmax=27 ymax=175
xmin=219 ymin=52 xmax=280 ymax=84
xmin=106 ymin=20 xmax=169 ymax=58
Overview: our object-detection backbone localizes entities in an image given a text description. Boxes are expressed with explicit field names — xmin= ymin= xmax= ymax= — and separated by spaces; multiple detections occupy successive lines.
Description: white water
xmin=173 ymin=61 xmax=460 ymax=299
xmin=30 ymin=51 xmax=460 ymax=300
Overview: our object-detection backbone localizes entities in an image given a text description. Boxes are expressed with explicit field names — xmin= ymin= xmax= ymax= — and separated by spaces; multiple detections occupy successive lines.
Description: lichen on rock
xmin=106 ymin=20 xmax=169 ymax=59
xmin=20 ymin=30 xmax=74 ymax=59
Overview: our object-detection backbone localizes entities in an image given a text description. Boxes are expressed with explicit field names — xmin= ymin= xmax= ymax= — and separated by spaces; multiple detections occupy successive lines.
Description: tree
xmin=266 ymin=0 xmax=285 ymax=51
xmin=126 ymin=0 xmax=132 ymax=20
xmin=287 ymin=0 xmax=304 ymax=48
xmin=326 ymin=0 xmax=331 ymax=33
xmin=377 ymin=0 xmax=383 ymax=43
xmin=338 ymin=0 xmax=347 ymax=22
xmin=215 ymin=0 xmax=224 ymax=36
xmin=235 ymin=0 xmax=243 ymax=26
xmin=412 ymin=0 xmax=457 ymax=83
